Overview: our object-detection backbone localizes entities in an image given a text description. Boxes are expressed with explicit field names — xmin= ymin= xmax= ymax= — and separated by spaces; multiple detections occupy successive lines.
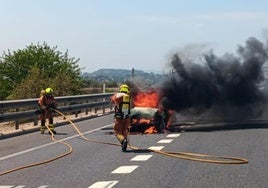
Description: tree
xmin=0 ymin=42 xmax=83 ymax=100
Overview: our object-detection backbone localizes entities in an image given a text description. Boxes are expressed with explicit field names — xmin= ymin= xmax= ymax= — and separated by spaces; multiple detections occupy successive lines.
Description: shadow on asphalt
xmin=125 ymin=149 xmax=152 ymax=153
xmin=169 ymin=120 xmax=268 ymax=132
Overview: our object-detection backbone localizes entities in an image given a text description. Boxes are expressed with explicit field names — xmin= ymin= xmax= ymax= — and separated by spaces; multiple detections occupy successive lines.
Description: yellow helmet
xmin=45 ymin=87 xmax=53 ymax=95
xmin=119 ymin=84 xmax=129 ymax=93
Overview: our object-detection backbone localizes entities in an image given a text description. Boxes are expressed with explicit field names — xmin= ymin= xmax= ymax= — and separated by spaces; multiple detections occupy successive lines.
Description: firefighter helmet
xmin=119 ymin=84 xmax=129 ymax=93
xmin=45 ymin=87 xmax=53 ymax=95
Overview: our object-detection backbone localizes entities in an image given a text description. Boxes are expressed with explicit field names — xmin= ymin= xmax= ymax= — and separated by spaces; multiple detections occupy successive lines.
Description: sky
xmin=0 ymin=0 xmax=268 ymax=74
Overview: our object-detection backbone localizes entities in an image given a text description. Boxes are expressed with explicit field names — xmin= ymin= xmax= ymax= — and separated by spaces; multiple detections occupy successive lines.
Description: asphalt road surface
xmin=0 ymin=114 xmax=268 ymax=188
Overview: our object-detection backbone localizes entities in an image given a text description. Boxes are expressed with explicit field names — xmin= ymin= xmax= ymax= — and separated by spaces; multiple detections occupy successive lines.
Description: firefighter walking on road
xmin=110 ymin=84 xmax=132 ymax=152
xmin=38 ymin=87 xmax=57 ymax=134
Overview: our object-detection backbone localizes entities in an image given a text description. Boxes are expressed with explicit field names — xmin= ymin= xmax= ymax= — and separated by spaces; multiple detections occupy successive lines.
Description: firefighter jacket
xmin=110 ymin=92 xmax=131 ymax=119
xmin=38 ymin=95 xmax=57 ymax=110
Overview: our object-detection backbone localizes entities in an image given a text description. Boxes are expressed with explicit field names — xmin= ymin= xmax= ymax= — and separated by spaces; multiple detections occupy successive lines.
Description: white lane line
xmin=0 ymin=124 xmax=113 ymax=161
xmin=1 ymin=185 xmax=48 ymax=188
xmin=111 ymin=165 xmax=138 ymax=174
xmin=88 ymin=181 xmax=118 ymax=188
xmin=166 ymin=133 xmax=181 ymax=138
xmin=131 ymin=155 xmax=153 ymax=161
xmin=148 ymin=146 xmax=164 ymax=150
xmin=157 ymin=139 xmax=173 ymax=143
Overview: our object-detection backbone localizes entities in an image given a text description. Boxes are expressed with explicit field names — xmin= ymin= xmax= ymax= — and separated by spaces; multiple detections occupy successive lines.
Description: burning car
xmin=130 ymin=107 xmax=169 ymax=133
xmin=129 ymin=89 xmax=171 ymax=133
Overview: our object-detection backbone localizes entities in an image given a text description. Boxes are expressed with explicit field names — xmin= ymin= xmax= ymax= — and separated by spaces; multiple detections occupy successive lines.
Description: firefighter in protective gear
xmin=110 ymin=84 xmax=131 ymax=152
xmin=38 ymin=88 xmax=57 ymax=134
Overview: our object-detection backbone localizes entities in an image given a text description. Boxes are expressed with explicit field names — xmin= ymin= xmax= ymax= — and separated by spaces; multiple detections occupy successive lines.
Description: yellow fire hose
xmin=54 ymin=109 xmax=248 ymax=164
xmin=0 ymin=109 xmax=248 ymax=176
xmin=0 ymin=123 xmax=73 ymax=176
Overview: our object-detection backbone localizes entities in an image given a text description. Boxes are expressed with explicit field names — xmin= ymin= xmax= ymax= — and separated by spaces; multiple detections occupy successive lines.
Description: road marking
xmin=0 ymin=186 xmax=47 ymax=188
xmin=0 ymin=186 xmax=26 ymax=188
xmin=91 ymin=130 xmax=182 ymax=186
xmin=131 ymin=155 xmax=153 ymax=161
xmin=157 ymin=139 xmax=173 ymax=143
xmin=148 ymin=146 xmax=164 ymax=150
xmin=111 ymin=165 xmax=138 ymax=174
xmin=88 ymin=181 xmax=118 ymax=188
xmin=0 ymin=124 xmax=113 ymax=161
xmin=166 ymin=133 xmax=181 ymax=138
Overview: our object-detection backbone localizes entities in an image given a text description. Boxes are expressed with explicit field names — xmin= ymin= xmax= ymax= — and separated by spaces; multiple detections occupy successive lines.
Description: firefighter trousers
xmin=113 ymin=117 xmax=130 ymax=143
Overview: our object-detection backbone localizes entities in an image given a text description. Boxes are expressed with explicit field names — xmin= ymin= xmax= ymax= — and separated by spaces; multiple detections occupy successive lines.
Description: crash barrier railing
xmin=0 ymin=93 xmax=114 ymax=130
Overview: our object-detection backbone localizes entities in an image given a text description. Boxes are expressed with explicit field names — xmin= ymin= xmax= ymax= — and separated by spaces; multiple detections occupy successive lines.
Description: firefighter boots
xmin=48 ymin=124 xmax=56 ymax=134
xmin=40 ymin=124 xmax=56 ymax=134
xmin=121 ymin=139 xmax=128 ymax=152
xmin=40 ymin=126 xmax=46 ymax=134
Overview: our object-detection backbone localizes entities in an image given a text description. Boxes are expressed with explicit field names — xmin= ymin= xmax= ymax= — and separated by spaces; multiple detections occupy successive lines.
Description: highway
xmin=0 ymin=114 xmax=268 ymax=188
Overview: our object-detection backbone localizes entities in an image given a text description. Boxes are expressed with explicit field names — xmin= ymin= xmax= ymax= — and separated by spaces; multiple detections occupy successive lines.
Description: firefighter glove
xmin=40 ymin=105 xmax=47 ymax=110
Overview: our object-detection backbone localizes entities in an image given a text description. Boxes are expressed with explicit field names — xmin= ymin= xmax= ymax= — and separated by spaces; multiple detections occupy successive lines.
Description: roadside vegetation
xmin=0 ymin=42 xmax=117 ymax=100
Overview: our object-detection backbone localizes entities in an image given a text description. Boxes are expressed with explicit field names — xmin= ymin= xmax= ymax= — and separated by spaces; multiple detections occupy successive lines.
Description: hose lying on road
xmin=55 ymin=109 xmax=248 ymax=165
xmin=0 ymin=109 xmax=248 ymax=176
xmin=0 ymin=123 xmax=73 ymax=176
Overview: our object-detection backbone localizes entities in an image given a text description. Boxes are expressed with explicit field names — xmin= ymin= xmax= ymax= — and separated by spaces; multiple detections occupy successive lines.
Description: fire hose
xmin=0 ymin=109 xmax=248 ymax=176
xmin=0 ymin=121 xmax=73 ymax=176
xmin=54 ymin=109 xmax=248 ymax=164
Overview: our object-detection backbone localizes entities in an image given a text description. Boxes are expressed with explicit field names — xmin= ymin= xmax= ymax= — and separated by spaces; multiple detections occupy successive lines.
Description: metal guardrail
xmin=0 ymin=93 xmax=114 ymax=129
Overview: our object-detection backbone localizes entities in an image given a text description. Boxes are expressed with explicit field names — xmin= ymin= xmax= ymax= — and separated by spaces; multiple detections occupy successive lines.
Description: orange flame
xmin=132 ymin=119 xmax=152 ymax=124
xmin=133 ymin=90 xmax=159 ymax=108
xmin=132 ymin=90 xmax=170 ymax=134
xmin=144 ymin=126 xmax=157 ymax=134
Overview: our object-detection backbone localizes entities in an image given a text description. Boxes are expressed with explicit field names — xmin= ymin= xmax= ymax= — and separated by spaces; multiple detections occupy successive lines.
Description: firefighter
xmin=38 ymin=87 xmax=57 ymax=134
xmin=110 ymin=84 xmax=132 ymax=152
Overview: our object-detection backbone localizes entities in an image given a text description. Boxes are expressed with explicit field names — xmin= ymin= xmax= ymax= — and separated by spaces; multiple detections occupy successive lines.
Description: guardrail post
xmin=94 ymin=98 xmax=98 ymax=113
xmin=34 ymin=118 xmax=38 ymax=126
xmin=63 ymin=102 xmax=67 ymax=120
xmin=85 ymin=100 xmax=88 ymax=115
xmin=15 ymin=108 xmax=19 ymax=130
xmin=103 ymin=105 xmax=105 ymax=114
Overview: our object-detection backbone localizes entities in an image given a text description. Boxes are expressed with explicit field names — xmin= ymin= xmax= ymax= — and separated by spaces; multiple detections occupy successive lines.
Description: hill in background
xmin=82 ymin=68 xmax=167 ymax=85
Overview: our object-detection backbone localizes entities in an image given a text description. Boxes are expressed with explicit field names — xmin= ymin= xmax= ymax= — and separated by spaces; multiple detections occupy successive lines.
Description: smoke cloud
xmin=160 ymin=37 xmax=268 ymax=119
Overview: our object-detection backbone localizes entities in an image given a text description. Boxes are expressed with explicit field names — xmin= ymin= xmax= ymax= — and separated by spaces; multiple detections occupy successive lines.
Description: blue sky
xmin=1 ymin=0 xmax=268 ymax=73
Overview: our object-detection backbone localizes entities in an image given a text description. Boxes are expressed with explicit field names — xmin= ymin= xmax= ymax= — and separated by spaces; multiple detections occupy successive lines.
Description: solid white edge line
xmin=0 ymin=124 xmax=113 ymax=161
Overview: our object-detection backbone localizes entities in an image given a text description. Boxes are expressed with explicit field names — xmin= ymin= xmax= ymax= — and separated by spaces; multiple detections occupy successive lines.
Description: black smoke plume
xmin=160 ymin=37 xmax=268 ymax=119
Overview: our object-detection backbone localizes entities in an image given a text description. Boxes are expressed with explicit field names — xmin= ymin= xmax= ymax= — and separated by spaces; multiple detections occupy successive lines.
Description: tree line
xmin=0 ymin=42 xmax=114 ymax=100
